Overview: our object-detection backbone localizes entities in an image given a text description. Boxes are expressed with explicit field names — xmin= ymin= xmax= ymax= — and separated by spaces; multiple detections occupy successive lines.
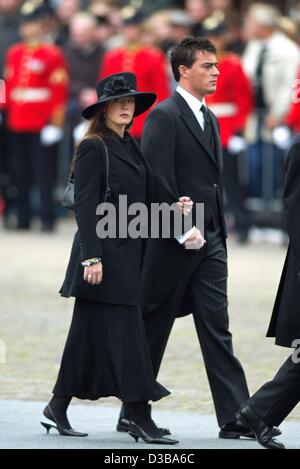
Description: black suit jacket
xmin=60 ymin=134 xmax=153 ymax=305
xmin=140 ymin=91 xmax=227 ymax=317
xmin=267 ymin=137 xmax=300 ymax=347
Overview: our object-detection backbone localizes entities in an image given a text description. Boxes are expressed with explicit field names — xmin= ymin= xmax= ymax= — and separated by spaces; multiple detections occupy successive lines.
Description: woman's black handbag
xmin=62 ymin=141 xmax=111 ymax=210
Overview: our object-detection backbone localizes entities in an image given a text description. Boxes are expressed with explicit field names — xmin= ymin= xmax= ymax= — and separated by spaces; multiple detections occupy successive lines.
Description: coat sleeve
xmin=47 ymin=47 xmax=69 ymax=127
xmin=2 ymin=47 xmax=14 ymax=112
xmin=141 ymin=107 xmax=179 ymax=205
xmin=283 ymin=138 xmax=300 ymax=278
xmin=231 ymin=61 xmax=253 ymax=133
xmin=141 ymin=107 xmax=189 ymax=239
xmin=74 ymin=138 xmax=105 ymax=261
xmin=270 ymin=51 xmax=300 ymax=120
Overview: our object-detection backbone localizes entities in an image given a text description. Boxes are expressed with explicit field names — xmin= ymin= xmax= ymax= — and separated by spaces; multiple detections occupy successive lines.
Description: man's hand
xmin=84 ymin=262 xmax=103 ymax=285
xmin=183 ymin=228 xmax=206 ymax=250
xmin=177 ymin=196 xmax=193 ymax=216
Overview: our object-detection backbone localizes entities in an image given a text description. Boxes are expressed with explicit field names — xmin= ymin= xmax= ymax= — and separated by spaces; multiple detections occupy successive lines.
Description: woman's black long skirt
xmin=53 ymin=297 xmax=170 ymax=402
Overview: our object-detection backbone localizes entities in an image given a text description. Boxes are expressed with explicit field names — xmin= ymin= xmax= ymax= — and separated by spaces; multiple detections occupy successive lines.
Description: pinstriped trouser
xmin=143 ymin=233 xmax=250 ymax=427
xmin=248 ymin=354 xmax=300 ymax=427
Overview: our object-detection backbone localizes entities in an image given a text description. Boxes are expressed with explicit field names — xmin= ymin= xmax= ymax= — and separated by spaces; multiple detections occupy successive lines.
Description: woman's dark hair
xmin=70 ymin=104 xmax=133 ymax=174
xmin=170 ymin=37 xmax=217 ymax=82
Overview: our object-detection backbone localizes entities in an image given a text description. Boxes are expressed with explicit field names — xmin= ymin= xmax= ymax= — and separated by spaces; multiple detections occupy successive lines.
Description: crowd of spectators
xmin=1 ymin=0 xmax=300 ymax=240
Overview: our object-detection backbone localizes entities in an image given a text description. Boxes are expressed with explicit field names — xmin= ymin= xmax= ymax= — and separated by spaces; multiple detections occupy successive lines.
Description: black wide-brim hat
xmin=82 ymin=72 xmax=157 ymax=120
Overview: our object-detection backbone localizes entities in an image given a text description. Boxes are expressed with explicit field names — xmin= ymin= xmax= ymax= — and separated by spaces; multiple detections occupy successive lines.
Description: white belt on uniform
xmin=208 ymin=103 xmax=238 ymax=118
xmin=10 ymin=87 xmax=51 ymax=103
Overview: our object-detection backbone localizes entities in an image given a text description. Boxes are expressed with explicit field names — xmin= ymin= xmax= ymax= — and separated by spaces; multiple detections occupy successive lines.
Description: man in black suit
xmin=118 ymin=37 xmax=282 ymax=440
xmin=237 ymin=138 xmax=300 ymax=450
xmin=137 ymin=36 xmax=252 ymax=438
xmin=117 ymin=37 xmax=266 ymax=439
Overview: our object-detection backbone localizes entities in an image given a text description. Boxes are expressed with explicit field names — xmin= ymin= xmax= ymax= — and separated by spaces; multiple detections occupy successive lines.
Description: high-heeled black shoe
xmin=117 ymin=403 xmax=171 ymax=435
xmin=41 ymin=404 xmax=88 ymax=437
xmin=128 ymin=421 xmax=179 ymax=445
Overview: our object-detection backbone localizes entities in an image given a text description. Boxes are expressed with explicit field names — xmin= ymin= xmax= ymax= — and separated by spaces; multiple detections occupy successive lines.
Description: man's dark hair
xmin=170 ymin=37 xmax=217 ymax=82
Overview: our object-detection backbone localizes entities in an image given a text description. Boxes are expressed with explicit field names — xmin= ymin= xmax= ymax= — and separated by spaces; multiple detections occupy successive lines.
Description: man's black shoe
xmin=219 ymin=414 xmax=281 ymax=439
xmin=237 ymin=405 xmax=285 ymax=449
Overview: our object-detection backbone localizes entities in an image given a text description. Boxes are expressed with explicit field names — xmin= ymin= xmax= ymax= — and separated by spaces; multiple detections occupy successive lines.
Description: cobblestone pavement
xmin=0 ymin=219 xmax=298 ymax=420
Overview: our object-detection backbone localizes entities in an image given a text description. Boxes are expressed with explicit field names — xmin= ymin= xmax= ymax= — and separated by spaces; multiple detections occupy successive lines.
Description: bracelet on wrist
xmin=81 ymin=257 xmax=102 ymax=267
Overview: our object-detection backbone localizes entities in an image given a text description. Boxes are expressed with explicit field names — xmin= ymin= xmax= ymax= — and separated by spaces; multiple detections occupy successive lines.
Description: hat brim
xmin=82 ymin=91 xmax=157 ymax=120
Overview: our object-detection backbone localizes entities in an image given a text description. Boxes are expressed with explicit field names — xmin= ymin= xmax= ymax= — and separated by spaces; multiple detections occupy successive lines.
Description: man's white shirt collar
xmin=176 ymin=85 xmax=206 ymax=131
xmin=176 ymin=85 xmax=206 ymax=114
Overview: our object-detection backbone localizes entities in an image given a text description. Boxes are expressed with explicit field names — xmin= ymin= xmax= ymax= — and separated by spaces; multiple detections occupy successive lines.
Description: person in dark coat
xmin=237 ymin=137 xmax=300 ymax=450
xmin=41 ymin=72 xmax=181 ymax=445
xmin=116 ymin=37 xmax=280 ymax=441
xmin=63 ymin=12 xmax=105 ymax=147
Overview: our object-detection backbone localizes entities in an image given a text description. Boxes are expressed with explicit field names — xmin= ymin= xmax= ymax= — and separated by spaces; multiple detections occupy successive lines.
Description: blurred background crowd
xmin=1 ymin=0 xmax=300 ymax=243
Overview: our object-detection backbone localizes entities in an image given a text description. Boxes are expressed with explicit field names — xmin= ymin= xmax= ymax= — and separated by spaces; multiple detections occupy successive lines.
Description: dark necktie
xmin=200 ymin=104 xmax=210 ymax=130
xmin=200 ymin=104 xmax=214 ymax=153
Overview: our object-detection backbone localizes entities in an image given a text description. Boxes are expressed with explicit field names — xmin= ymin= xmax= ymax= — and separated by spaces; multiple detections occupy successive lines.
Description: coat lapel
xmin=172 ymin=92 xmax=221 ymax=171
xmin=106 ymin=138 xmax=141 ymax=172
xmin=106 ymin=135 xmax=153 ymax=205
xmin=130 ymin=136 xmax=154 ymax=205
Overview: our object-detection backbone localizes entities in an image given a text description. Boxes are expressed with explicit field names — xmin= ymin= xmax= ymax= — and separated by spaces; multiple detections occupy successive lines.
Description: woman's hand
xmin=84 ymin=262 xmax=103 ymax=285
xmin=177 ymin=196 xmax=193 ymax=216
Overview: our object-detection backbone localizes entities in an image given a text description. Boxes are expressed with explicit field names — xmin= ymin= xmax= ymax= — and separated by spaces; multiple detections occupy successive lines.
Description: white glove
xmin=272 ymin=126 xmax=292 ymax=150
xmin=73 ymin=121 xmax=89 ymax=143
xmin=40 ymin=125 xmax=63 ymax=146
xmin=227 ymin=135 xmax=247 ymax=155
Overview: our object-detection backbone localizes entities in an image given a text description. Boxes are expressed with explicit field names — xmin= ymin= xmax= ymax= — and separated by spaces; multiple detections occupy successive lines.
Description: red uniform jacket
xmin=4 ymin=42 xmax=69 ymax=132
xmin=99 ymin=45 xmax=170 ymax=139
xmin=206 ymin=53 xmax=253 ymax=148
xmin=286 ymin=103 xmax=300 ymax=133
xmin=0 ymin=78 xmax=5 ymax=108
xmin=286 ymin=67 xmax=300 ymax=133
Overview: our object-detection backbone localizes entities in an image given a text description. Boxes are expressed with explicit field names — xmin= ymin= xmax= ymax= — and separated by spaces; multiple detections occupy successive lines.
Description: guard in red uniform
xmin=204 ymin=16 xmax=253 ymax=243
xmin=285 ymin=66 xmax=300 ymax=135
xmin=99 ymin=11 xmax=170 ymax=142
xmin=4 ymin=0 xmax=69 ymax=231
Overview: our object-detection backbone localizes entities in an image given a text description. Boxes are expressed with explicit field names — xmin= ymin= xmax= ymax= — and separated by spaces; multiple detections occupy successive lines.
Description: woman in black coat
xmin=40 ymin=72 xmax=187 ymax=445
xmin=236 ymin=137 xmax=300 ymax=450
